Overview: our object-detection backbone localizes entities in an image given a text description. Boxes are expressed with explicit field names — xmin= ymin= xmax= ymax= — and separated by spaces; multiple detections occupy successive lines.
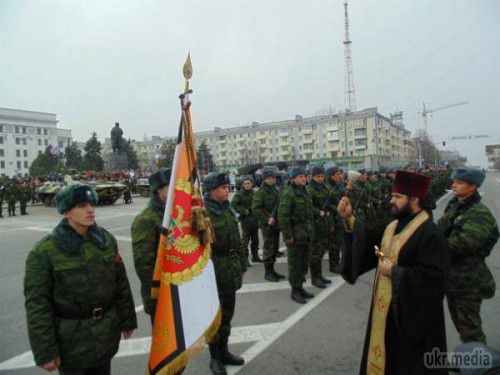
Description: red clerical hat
xmin=392 ymin=170 xmax=431 ymax=199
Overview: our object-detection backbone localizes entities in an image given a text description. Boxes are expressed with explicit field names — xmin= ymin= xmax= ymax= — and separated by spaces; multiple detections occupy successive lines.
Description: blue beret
xmin=262 ymin=168 xmax=276 ymax=179
xmin=149 ymin=168 xmax=172 ymax=192
xmin=54 ymin=183 xmax=98 ymax=214
xmin=204 ymin=172 xmax=230 ymax=191
xmin=451 ymin=168 xmax=485 ymax=187
xmin=289 ymin=166 xmax=306 ymax=179
xmin=311 ymin=165 xmax=325 ymax=176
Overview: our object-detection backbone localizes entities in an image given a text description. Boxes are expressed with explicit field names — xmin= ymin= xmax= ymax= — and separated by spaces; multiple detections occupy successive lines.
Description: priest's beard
xmin=391 ymin=201 xmax=413 ymax=220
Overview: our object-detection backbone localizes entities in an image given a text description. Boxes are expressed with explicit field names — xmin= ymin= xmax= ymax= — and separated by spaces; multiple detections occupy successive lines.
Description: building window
xmin=16 ymin=150 xmax=21 ymax=157
xmin=0 ymin=136 xmax=3 ymax=144
xmin=43 ymin=128 xmax=48 ymax=135
xmin=16 ymin=137 xmax=20 ymax=145
xmin=0 ymin=161 xmax=4 ymax=169
xmin=17 ymin=161 xmax=21 ymax=169
xmin=24 ymin=161 xmax=28 ymax=168
xmin=44 ymin=139 xmax=48 ymax=146
xmin=22 ymin=127 xmax=27 ymax=134
xmin=37 ymin=128 xmax=41 ymax=135
xmin=15 ymin=126 xmax=20 ymax=133
xmin=22 ymin=138 xmax=27 ymax=145
xmin=38 ymin=139 xmax=42 ymax=146
xmin=0 ymin=149 xmax=3 ymax=157
xmin=23 ymin=150 xmax=28 ymax=157
xmin=0 ymin=125 xmax=3 ymax=132
xmin=38 ymin=150 xmax=42 ymax=156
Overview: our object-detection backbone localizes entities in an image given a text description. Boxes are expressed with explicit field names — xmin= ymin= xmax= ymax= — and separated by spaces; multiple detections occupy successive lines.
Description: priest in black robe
xmin=339 ymin=171 xmax=449 ymax=374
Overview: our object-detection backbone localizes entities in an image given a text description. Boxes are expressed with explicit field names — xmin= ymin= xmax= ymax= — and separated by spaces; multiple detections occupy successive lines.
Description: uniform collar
xmin=52 ymin=219 xmax=109 ymax=253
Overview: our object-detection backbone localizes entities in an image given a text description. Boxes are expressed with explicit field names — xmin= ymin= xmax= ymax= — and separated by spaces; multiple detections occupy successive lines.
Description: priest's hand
xmin=378 ymin=259 xmax=393 ymax=277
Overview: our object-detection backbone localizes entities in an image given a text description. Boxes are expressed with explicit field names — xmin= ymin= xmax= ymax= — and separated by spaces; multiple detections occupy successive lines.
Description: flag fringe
xmin=147 ymin=308 xmax=222 ymax=375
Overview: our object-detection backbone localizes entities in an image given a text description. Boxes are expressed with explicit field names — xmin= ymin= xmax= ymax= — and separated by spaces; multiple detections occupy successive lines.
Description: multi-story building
xmin=195 ymin=107 xmax=413 ymax=170
xmin=0 ymin=107 xmax=71 ymax=177
xmin=485 ymin=144 xmax=500 ymax=171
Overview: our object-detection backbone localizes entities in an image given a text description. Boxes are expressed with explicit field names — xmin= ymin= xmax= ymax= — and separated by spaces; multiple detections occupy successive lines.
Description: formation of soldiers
xmin=0 ymin=176 xmax=35 ymax=217
xmin=21 ymin=162 xmax=498 ymax=374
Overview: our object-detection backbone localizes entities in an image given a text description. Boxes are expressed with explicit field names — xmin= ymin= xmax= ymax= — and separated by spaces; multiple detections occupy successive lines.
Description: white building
xmin=0 ymin=107 xmax=71 ymax=177
xmin=195 ymin=107 xmax=413 ymax=170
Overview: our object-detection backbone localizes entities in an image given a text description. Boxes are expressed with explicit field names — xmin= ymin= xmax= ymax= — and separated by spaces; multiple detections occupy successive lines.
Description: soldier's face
xmin=333 ymin=172 xmax=343 ymax=182
xmin=64 ymin=202 xmax=96 ymax=227
xmin=264 ymin=177 xmax=276 ymax=186
xmin=210 ymin=184 xmax=230 ymax=202
xmin=242 ymin=180 xmax=253 ymax=190
xmin=312 ymin=174 xmax=325 ymax=184
xmin=452 ymin=180 xmax=477 ymax=199
xmin=293 ymin=174 xmax=307 ymax=186
xmin=156 ymin=185 xmax=170 ymax=202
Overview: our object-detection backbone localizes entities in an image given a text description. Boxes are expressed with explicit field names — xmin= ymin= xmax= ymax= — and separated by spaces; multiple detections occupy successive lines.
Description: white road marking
xmin=0 ymin=323 xmax=281 ymax=370
xmin=228 ymin=276 xmax=346 ymax=374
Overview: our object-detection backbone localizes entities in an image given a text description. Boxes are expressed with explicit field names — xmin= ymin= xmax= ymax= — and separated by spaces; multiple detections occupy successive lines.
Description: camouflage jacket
xmin=205 ymin=195 xmax=246 ymax=294
xmin=4 ymin=183 xmax=18 ymax=201
xmin=24 ymin=219 xmax=137 ymax=368
xmin=437 ymin=192 xmax=499 ymax=298
xmin=307 ymin=180 xmax=334 ymax=237
xmin=131 ymin=196 xmax=164 ymax=315
xmin=278 ymin=183 xmax=314 ymax=243
xmin=252 ymin=182 xmax=280 ymax=230
xmin=231 ymin=189 xmax=258 ymax=230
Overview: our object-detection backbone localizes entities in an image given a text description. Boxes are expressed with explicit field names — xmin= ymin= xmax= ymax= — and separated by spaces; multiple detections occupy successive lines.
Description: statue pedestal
xmin=104 ymin=153 xmax=128 ymax=171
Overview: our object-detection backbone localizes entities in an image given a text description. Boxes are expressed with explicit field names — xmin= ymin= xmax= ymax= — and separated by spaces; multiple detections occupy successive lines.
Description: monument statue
xmin=110 ymin=122 xmax=124 ymax=153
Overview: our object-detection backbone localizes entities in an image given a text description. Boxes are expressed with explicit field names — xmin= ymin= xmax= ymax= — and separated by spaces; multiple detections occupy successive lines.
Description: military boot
xmin=264 ymin=265 xmax=279 ymax=282
xmin=271 ymin=265 xmax=285 ymax=280
xmin=291 ymin=287 xmax=306 ymax=304
xmin=300 ymin=287 xmax=314 ymax=299
xmin=320 ymin=275 xmax=332 ymax=284
xmin=251 ymin=248 xmax=263 ymax=263
xmin=220 ymin=339 xmax=244 ymax=366
xmin=312 ymin=277 xmax=326 ymax=289
xmin=209 ymin=343 xmax=227 ymax=375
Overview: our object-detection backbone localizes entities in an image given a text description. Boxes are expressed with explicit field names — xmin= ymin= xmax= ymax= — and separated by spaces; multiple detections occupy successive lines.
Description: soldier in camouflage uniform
xmin=24 ymin=183 xmax=137 ymax=374
xmin=0 ymin=180 xmax=5 ymax=218
xmin=131 ymin=168 xmax=171 ymax=325
xmin=5 ymin=180 xmax=18 ymax=217
xmin=437 ymin=168 xmax=499 ymax=344
xmin=278 ymin=166 xmax=315 ymax=304
xmin=123 ymin=178 xmax=133 ymax=204
xmin=231 ymin=175 xmax=261 ymax=265
xmin=252 ymin=168 xmax=285 ymax=282
xmin=19 ymin=179 xmax=30 ymax=215
xmin=204 ymin=172 xmax=246 ymax=375
xmin=306 ymin=166 xmax=333 ymax=288
xmin=324 ymin=166 xmax=345 ymax=273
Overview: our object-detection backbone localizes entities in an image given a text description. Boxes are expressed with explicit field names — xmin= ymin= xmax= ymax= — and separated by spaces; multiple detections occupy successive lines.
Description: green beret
xmin=289 ymin=166 xmax=306 ymax=179
xmin=149 ymin=168 xmax=172 ymax=192
xmin=204 ymin=172 xmax=230 ymax=191
xmin=451 ymin=168 xmax=485 ymax=187
xmin=311 ymin=165 xmax=325 ymax=176
xmin=54 ymin=183 xmax=98 ymax=214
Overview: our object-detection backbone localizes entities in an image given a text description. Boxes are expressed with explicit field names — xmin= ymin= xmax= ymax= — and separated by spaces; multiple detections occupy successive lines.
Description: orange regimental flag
xmin=148 ymin=55 xmax=221 ymax=375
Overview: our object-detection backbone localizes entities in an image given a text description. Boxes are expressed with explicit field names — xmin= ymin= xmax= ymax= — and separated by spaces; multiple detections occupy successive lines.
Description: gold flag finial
xmin=183 ymin=52 xmax=193 ymax=91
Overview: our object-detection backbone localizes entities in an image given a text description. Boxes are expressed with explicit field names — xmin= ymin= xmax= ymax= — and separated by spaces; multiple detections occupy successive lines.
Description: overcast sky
xmin=1 ymin=0 xmax=499 ymax=166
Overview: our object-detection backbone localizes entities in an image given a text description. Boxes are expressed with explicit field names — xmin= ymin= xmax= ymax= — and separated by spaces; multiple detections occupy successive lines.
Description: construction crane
xmin=421 ymin=101 xmax=469 ymax=133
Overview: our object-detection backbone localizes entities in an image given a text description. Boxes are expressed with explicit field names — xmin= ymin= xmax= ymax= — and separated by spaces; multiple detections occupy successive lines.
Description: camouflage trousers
xmin=19 ymin=198 xmax=27 ymax=215
xmin=310 ymin=238 xmax=329 ymax=277
xmin=447 ymin=296 xmax=486 ymax=344
xmin=260 ymin=225 xmax=280 ymax=266
xmin=328 ymin=230 xmax=342 ymax=272
xmin=287 ymin=241 xmax=311 ymax=288
xmin=211 ymin=291 xmax=236 ymax=348
xmin=241 ymin=225 xmax=259 ymax=260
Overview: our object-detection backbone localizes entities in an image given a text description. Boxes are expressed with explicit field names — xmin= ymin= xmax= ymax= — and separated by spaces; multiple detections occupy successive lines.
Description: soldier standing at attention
xmin=6 ymin=179 xmax=18 ymax=217
xmin=306 ymin=165 xmax=333 ymax=289
xmin=252 ymin=168 xmax=284 ymax=282
xmin=231 ymin=175 xmax=261 ymax=265
xmin=278 ymin=166 xmax=315 ymax=304
xmin=438 ymin=168 xmax=499 ymax=344
xmin=204 ymin=172 xmax=246 ymax=375
xmin=24 ymin=183 xmax=137 ymax=374
xmin=131 ymin=168 xmax=171 ymax=325
xmin=324 ymin=166 xmax=345 ymax=273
